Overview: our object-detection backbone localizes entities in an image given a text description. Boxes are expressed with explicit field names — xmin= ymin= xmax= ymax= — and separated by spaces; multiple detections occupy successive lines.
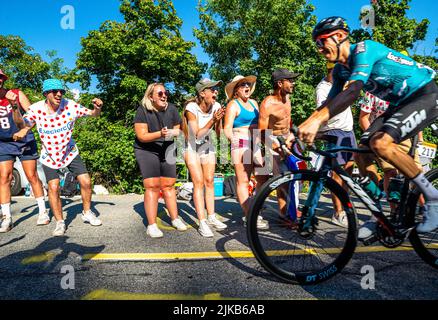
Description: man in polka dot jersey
xmin=24 ymin=79 xmax=103 ymax=236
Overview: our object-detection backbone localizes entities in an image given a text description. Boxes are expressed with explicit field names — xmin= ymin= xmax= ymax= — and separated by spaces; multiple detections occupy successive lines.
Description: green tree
xmin=352 ymin=0 xmax=429 ymax=51
xmin=0 ymin=35 xmax=50 ymax=98
xmin=195 ymin=0 xmax=323 ymax=124
xmin=76 ymin=0 xmax=206 ymax=122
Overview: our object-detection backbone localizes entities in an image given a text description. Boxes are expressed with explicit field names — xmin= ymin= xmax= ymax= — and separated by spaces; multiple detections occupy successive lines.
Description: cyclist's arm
xmin=310 ymin=80 xmax=363 ymax=125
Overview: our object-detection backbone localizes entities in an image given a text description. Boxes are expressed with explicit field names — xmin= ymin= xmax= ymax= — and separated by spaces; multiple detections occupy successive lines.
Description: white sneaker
xmin=358 ymin=216 xmax=377 ymax=240
xmin=198 ymin=220 xmax=214 ymax=238
xmin=207 ymin=214 xmax=227 ymax=230
xmin=37 ymin=210 xmax=50 ymax=226
xmin=417 ymin=202 xmax=438 ymax=233
xmin=171 ymin=217 xmax=188 ymax=231
xmin=243 ymin=216 xmax=269 ymax=230
xmin=0 ymin=215 xmax=13 ymax=233
xmin=52 ymin=220 xmax=66 ymax=237
xmin=82 ymin=210 xmax=102 ymax=226
xmin=331 ymin=211 xmax=348 ymax=228
xmin=147 ymin=223 xmax=163 ymax=238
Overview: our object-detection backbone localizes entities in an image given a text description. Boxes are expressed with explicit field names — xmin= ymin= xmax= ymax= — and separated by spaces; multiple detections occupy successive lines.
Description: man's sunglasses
xmin=315 ymin=31 xmax=339 ymax=48
xmin=47 ymin=89 xmax=66 ymax=95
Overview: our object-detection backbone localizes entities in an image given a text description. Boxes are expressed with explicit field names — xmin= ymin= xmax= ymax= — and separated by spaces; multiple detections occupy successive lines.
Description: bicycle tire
xmin=408 ymin=167 xmax=438 ymax=269
xmin=247 ymin=170 xmax=357 ymax=285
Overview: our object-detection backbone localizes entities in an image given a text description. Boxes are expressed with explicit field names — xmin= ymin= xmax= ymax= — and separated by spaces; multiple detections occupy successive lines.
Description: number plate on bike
xmin=417 ymin=142 xmax=437 ymax=159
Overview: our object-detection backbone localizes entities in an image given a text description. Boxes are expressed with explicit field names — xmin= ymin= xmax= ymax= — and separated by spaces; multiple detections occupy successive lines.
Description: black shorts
xmin=360 ymin=81 xmax=438 ymax=146
xmin=43 ymin=154 xmax=88 ymax=182
xmin=135 ymin=147 xmax=177 ymax=180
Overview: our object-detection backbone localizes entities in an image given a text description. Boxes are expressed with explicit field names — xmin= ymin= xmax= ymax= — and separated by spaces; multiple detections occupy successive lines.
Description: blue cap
xmin=42 ymin=79 xmax=64 ymax=94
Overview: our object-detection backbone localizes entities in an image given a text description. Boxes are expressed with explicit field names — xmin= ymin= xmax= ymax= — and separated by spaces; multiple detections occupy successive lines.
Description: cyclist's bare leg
xmin=370 ymin=132 xmax=422 ymax=179
xmin=354 ymin=149 xmax=381 ymax=184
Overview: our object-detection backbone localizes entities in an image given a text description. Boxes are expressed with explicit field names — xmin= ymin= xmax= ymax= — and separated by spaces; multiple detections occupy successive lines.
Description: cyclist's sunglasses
xmin=47 ymin=89 xmax=66 ymax=95
xmin=315 ymin=31 xmax=339 ymax=48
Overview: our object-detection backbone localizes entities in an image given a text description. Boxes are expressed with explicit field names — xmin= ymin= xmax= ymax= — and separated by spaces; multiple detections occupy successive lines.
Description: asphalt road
xmin=0 ymin=194 xmax=437 ymax=301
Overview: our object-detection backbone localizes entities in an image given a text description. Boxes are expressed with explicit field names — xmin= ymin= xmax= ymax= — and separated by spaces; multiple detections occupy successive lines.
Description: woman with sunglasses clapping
xmin=134 ymin=83 xmax=188 ymax=238
xmin=182 ymin=78 xmax=227 ymax=238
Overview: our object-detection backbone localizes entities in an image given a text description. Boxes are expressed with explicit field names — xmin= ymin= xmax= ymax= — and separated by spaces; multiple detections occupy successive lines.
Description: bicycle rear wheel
xmin=408 ymin=167 xmax=438 ymax=269
xmin=247 ymin=170 xmax=357 ymax=285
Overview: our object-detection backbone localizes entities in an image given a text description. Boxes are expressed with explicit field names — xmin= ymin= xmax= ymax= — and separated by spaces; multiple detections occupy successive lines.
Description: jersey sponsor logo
xmin=352 ymin=71 xmax=369 ymax=78
xmin=400 ymin=110 xmax=427 ymax=138
xmin=38 ymin=121 xmax=74 ymax=135
xmin=387 ymin=52 xmax=414 ymax=66
xmin=355 ymin=42 xmax=366 ymax=54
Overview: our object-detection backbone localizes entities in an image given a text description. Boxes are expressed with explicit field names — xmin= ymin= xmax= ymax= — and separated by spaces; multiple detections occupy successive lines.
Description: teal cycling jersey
xmin=328 ymin=40 xmax=436 ymax=106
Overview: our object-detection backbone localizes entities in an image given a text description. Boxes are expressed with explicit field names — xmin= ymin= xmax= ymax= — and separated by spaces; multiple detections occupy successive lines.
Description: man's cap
xmin=271 ymin=68 xmax=300 ymax=83
xmin=43 ymin=79 xmax=64 ymax=94
xmin=195 ymin=78 xmax=223 ymax=94
xmin=0 ymin=69 xmax=8 ymax=80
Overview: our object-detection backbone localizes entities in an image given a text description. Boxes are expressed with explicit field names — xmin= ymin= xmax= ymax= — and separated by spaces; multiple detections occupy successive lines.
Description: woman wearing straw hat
xmin=223 ymin=75 xmax=268 ymax=229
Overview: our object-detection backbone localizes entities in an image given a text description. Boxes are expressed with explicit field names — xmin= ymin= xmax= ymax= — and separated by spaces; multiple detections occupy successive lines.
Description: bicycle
xmin=247 ymin=126 xmax=438 ymax=285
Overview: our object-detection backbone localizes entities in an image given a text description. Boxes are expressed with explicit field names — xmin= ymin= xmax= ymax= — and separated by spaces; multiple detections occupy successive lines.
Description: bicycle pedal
xmin=360 ymin=234 xmax=379 ymax=246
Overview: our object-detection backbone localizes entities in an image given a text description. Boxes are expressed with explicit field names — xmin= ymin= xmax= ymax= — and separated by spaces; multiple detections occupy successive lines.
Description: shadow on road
xmin=0 ymin=236 xmax=105 ymax=299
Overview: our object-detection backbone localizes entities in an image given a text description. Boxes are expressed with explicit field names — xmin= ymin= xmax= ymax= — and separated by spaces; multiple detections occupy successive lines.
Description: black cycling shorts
xmin=135 ymin=147 xmax=177 ymax=180
xmin=360 ymin=81 xmax=438 ymax=146
xmin=43 ymin=154 xmax=88 ymax=182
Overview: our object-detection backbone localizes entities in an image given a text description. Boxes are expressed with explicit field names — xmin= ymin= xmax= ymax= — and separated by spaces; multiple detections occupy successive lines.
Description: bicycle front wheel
xmin=247 ymin=170 xmax=357 ymax=285
xmin=408 ymin=167 xmax=438 ymax=269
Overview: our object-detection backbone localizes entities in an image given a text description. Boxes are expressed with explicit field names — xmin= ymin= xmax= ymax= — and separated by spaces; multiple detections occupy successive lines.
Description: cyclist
xmin=0 ymin=69 xmax=48 ymax=233
xmin=298 ymin=16 xmax=438 ymax=236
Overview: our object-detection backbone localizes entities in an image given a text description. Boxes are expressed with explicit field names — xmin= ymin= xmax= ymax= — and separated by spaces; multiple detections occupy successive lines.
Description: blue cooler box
xmin=214 ymin=175 xmax=224 ymax=197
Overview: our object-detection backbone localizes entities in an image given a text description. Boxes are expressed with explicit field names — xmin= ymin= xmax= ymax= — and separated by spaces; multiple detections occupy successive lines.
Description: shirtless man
xmin=259 ymin=68 xmax=300 ymax=216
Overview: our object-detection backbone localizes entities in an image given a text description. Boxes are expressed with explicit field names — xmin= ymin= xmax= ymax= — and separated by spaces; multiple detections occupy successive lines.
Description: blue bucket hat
xmin=42 ymin=78 xmax=65 ymax=94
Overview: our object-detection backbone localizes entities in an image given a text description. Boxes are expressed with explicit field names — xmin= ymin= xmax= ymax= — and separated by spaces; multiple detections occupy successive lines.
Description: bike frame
xmin=304 ymin=147 xmax=399 ymax=237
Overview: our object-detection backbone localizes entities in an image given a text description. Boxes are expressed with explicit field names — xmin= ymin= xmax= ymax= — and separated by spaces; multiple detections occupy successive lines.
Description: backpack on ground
xmin=177 ymin=182 xmax=193 ymax=201
xmin=60 ymin=171 xmax=79 ymax=198
xmin=223 ymin=175 xmax=237 ymax=198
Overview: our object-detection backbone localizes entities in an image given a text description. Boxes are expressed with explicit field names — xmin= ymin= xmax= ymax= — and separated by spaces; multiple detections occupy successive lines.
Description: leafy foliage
xmin=195 ymin=0 xmax=324 ymax=124
xmin=76 ymin=0 xmax=206 ymax=121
